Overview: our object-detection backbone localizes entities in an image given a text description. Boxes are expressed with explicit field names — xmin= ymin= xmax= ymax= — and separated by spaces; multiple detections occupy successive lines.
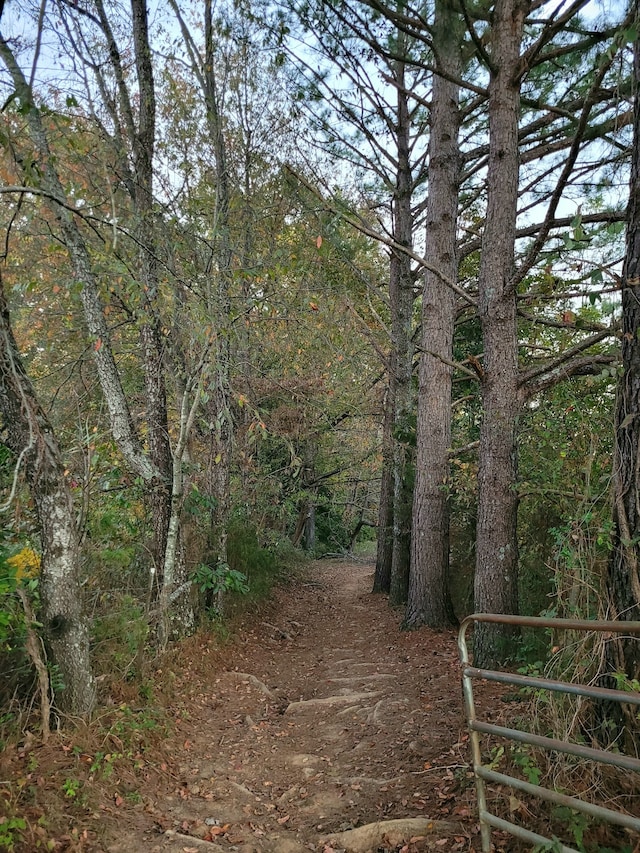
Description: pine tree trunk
xmin=0 ymin=274 xmax=95 ymax=718
xmin=373 ymin=381 xmax=394 ymax=593
xmin=473 ymin=0 xmax=528 ymax=668
xmin=388 ymin=56 xmax=415 ymax=607
xmin=609 ymin=13 xmax=640 ymax=686
xmin=406 ymin=0 xmax=462 ymax=629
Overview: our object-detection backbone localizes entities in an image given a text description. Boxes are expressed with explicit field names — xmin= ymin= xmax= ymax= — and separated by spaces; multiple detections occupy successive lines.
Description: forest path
xmin=107 ymin=559 xmax=485 ymax=853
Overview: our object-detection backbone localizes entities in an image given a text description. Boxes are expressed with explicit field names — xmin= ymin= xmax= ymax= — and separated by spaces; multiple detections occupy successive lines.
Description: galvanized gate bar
xmin=480 ymin=811 xmax=581 ymax=853
xmin=459 ymin=613 xmax=640 ymax=633
xmin=476 ymin=766 xmax=640 ymax=833
xmin=464 ymin=665 xmax=640 ymax=706
xmin=458 ymin=613 xmax=640 ymax=853
xmin=470 ymin=719 xmax=640 ymax=773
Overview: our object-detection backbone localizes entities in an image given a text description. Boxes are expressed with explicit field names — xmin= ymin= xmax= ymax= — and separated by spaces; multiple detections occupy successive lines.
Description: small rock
xmin=190 ymin=822 xmax=210 ymax=839
xmin=277 ymin=785 xmax=299 ymax=806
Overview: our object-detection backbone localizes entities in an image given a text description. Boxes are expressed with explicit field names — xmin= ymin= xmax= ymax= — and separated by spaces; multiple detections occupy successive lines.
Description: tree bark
xmin=129 ymin=0 xmax=173 ymax=604
xmin=405 ymin=0 xmax=462 ymax=629
xmin=473 ymin=0 xmax=528 ymax=668
xmin=388 ymin=54 xmax=416 ymax=608
xmin=0 ymin=36 xmax=158 ymax=487
xmin=90 ymin=0 xmax=178 ymax=631
xmin=609 ymin=7 xmax=640 ymax=686
xmin=159 ymin=367 xmax=204 ymax=648
xmin=373 ymin=381 xmax=394 ymax=593
xmin=204 ymin=0 xmax=234 ymax=582
xmin=0 ymin=273 xmax=95 ymax=718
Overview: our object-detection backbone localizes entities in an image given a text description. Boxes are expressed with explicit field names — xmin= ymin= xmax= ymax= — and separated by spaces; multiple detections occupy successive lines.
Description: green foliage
xmin=0 ymin=545 xmax=41 ymax=725
xmin=48 ymin=663 xmax=66 ymax=696
xmin=82 ymin=468 xmax=146 ymax=594
xmin=548 ymin=512 xmax=612 ymax=621
xmin=0 ymin=816 xmax=27 ymax=852
xmin=89 ymin=750 xmax=123 ymax=779
xmin=105 ymin=702 xmax=166 ymax=749
xmin=193 ymin=562 xmax=249 ymax=597
xmin=512 ymin=745 xmax=542 ymax=786
xmin=610 ymin=673 xmax=640 ymax=724
xmin=0 ymin=552 xmax=20 ymax=651
xmin=313 ymin=492 xmax=354 ymax=555
xmin=61 ymin=778 xmax=81 ymax=799
xmin=518 ymin=373 xmax=614 ymax=623
xmin=226 ymin=517 xmax=298 ymax=601
xmin=550 ymin=807 xmax=588 ymax=852
xmin=91 ymin=596 xmax=148 ymax=680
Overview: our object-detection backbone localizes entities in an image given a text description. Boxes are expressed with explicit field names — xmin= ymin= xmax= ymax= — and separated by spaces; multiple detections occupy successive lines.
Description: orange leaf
xmin=94 ymin=338 xmax=102 ymax=351
xmin=52 ymin=284 xmax=61 ymax=294
xmin=316 ymin=235 xmax=322 ymax=248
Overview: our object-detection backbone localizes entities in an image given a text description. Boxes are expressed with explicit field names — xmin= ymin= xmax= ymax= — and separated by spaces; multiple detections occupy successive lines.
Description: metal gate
xmin=458 ymin=614 xmax=640 ymax=852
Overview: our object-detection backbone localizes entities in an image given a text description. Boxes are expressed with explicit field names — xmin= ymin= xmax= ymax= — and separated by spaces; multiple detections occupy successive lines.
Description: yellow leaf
xmin=509 ymin=795 xmax=523 ymax=813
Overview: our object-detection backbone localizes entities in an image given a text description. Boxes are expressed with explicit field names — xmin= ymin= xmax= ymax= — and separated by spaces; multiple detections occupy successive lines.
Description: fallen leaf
xmin=509 ymin=795 xmax=523 ymax=813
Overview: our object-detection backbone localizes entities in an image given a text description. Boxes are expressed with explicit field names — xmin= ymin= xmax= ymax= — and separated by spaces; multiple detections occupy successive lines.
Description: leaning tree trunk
xmin=0 ymin=273 xmax=95 ymax=718
xmin=388 ymin=54 xmax=416 ymax=607
xmin=609 ymin=12 xmax=640 ymax=687
xmin=473 ymin=0 xmax=528 ymax=668
xmin=0 ymin=37 xmax=158 ymax=485
xmin=405 ymin=0 xmax=462 ymax=629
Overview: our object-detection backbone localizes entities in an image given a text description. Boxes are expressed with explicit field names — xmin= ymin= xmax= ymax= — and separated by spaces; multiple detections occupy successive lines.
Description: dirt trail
xmin=107 ymin=559 xmax=486 ymax=853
